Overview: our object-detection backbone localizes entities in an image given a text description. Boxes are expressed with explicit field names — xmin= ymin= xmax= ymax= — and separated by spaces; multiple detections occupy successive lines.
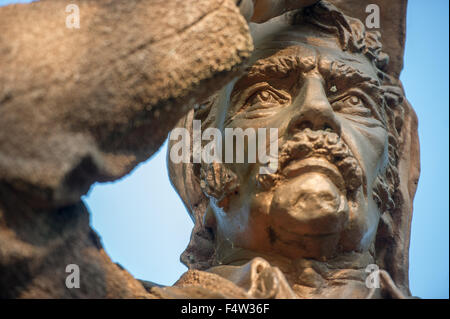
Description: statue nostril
xmin=296 ymin=120 xmax=314 ymax=131
xmin=323 ymin=124 xmax=333 ymax=132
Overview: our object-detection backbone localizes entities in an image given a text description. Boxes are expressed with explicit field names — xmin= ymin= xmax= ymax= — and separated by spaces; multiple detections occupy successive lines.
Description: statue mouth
xmin=256 ymin=129 xmax=363 ymax=201
xmin=282 ymin=157 xmax=346 ymax=193
xmin=278 ymin=129 xmax=364 ymax=197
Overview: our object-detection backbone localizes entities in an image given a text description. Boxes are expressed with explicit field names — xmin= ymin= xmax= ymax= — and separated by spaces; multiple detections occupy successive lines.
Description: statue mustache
xmin=258 ymin=128 xmax=363 ymax=194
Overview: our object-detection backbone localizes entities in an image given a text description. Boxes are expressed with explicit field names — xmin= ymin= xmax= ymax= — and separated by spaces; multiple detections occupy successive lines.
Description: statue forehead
xmin=248 ymin=24 xmax=378 ymax=81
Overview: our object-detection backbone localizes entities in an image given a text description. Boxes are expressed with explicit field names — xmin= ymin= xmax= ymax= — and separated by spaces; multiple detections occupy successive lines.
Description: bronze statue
xmin=0 ymin=0 xmax=419 ymax=299
xmin=164 ymin=1 xmax=420 ymax=299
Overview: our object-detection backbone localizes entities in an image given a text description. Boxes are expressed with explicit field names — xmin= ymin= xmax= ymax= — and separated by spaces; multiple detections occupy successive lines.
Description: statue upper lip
xmin=282 ymin=157 xmax=346 ymax=193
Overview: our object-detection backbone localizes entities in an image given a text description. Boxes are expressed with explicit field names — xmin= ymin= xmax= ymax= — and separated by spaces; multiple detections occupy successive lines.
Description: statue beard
xmin=198 ymin=127 xmax=396 ymax=258
xmin=200 ymin=128 xmax=365 ymax=212
xmin=257 ymin=128 xmax=364 ymax=201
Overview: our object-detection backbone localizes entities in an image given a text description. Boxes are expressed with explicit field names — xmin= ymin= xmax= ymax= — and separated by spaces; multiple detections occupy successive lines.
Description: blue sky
xmin=1 ymin=0 xmax=448 ymax=298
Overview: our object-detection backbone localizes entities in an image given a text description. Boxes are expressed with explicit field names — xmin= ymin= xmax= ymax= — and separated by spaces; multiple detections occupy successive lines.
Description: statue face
xmin=209 ymin=24 xmax=389 ymax=261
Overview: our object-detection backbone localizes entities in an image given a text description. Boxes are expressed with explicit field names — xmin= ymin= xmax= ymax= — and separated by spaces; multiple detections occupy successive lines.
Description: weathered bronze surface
xmin=0 ymin=0 xmax=419 ymax=298
xmin=167 ymin=1 xmax=419 ymax=299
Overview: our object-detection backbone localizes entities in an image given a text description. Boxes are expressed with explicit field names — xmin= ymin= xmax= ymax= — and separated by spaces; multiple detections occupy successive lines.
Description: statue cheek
xmin=340 ymin=119 xmax=388 ymax=188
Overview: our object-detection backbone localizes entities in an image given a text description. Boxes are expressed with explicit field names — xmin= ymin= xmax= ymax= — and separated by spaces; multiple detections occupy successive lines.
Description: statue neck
xmin=213 ymin=248 xmax=380 ymax=298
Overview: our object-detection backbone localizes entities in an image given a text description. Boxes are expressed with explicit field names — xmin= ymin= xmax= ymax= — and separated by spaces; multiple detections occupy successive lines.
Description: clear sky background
xmin=1 ymin=0 xmax=448 ymax=298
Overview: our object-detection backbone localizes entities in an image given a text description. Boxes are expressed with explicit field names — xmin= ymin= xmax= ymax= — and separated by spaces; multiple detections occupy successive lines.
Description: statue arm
xmin=0 ymin=0 xmax=253 ymax=203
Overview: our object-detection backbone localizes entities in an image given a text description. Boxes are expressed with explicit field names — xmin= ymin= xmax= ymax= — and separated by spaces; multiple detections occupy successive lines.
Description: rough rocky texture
xmin=0 ymin=0 xmax=252 ymax=298
xmin=0 ymin=197 xmax=150 ymax=298
xmin=0 ymin=0 xmax=252 ymax=208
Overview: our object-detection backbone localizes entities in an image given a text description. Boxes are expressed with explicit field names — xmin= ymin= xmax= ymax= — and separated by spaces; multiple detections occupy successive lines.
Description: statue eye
xmin=255 ymin=91 xmax=276 ymax=103
xmin=347 ymin=95 xmax=361 ymax=106
xmin=232 ymin=84 xmax=291 ymax=119
xmin=332 ymin=94 xmax=371 ymax=117
xmin=247 ymin=88 xmax=290 ymax=108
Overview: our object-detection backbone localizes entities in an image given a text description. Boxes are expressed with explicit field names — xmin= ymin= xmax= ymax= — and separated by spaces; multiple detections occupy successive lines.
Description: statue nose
xmin=288 ymin=77 xmax=341 ymax=134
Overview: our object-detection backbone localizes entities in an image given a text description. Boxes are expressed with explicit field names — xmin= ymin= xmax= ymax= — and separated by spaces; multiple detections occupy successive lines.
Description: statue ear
xmin=375 ymin=97 xmax=420 ymax=297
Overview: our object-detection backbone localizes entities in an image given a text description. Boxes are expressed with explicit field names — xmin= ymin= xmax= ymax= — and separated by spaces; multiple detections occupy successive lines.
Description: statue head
xmin=168 ymin=1 xmax=419 ymax=295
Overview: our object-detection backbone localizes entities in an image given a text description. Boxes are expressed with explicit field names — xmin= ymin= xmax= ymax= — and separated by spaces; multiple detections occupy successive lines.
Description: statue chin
xmin=270 ymin=171 xmax=349 ymax=236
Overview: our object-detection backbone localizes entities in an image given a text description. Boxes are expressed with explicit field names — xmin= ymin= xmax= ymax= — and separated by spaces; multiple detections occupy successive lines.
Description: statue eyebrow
xmin=317 ymin=57 xmax=388 ymax=125
xmin=245 ymin=54 xmax=316 ymax=80
xmin=244 ymin=54 xmax=378 ymax=88
xmin=236 ymin=54 xmax=384 ymax=106
xmin=318 ymin=57 xmax=380 ymax=92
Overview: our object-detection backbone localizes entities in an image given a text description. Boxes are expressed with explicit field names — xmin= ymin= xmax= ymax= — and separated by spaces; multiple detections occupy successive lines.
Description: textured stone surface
xmin=0 ymin=0 xmax=252 ymax=208
xmin=0 ymin=198 xmax=149 ymax=298
xmin=0 ymin=0 xmax=252 ymax=298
